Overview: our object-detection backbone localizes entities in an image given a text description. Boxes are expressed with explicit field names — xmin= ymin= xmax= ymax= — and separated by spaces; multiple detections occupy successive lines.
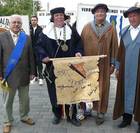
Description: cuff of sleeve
xmin=111 ymin=58 xmax=116 ymax=66
xmin=115 ymin=61 xmax=120 ymax=70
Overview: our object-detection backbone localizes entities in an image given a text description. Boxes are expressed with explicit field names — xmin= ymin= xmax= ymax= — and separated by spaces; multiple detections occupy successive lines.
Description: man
xmin=37 ymin=7 xmax=83 ymax=126
xmin=30 ymin=16 xmax=43 ymax=85
xmin=0 ymin=15 xmax=35 ymax=133
xmin=81 ymin=3 xmax=118 ymax=125
xmin=113 ymin=6 xmax=140 ymax=133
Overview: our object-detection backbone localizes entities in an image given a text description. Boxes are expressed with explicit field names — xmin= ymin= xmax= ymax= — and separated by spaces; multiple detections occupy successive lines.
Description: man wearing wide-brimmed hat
xmin=81 ymin=3 xmax=118 ymax=125
xmin=113 ymin=5 xmax=140 ymax=133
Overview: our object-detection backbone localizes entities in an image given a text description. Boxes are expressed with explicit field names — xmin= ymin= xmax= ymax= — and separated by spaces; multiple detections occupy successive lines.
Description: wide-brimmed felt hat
xmin=91 ymin=3 xmax=109 ymax=14
xmin=123 ymin=6 xmax=140 ymax=18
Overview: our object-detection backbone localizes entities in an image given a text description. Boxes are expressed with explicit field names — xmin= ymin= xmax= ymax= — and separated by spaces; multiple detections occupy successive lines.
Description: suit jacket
xmin=0 ymin=31 xmax=35 ymax=89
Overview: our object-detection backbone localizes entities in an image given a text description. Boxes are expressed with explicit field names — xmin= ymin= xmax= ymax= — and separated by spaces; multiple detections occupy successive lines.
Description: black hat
xmin=50 ymin=7 xmax=65 ymax=15
xmin=123 ymin=6 xmax=140 ymax=18
xmin=91 ymin=3 xmax=109 ymax=14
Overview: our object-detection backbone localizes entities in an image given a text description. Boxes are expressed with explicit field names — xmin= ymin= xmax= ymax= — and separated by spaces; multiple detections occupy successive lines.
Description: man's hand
xmin=42 ymin=57 xmax=50 ymax=64
xmin=0 ymin=76 xmax=3 ymax=80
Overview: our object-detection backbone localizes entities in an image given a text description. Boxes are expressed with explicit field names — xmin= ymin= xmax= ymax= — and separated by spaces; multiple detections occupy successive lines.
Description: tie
xmin=12 ymin=34 xmax=18 ymax=45
xmin=13 ymin=34 xmax=18 ymax=37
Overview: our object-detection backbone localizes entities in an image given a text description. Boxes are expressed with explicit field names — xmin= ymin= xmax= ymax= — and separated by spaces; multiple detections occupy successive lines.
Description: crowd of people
xmin=0 ymin=2 xmax=140 ymax=133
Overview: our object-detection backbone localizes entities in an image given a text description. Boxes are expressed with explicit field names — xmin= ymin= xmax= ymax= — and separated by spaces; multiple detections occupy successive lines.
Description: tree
xmin=0 ymin=0 xmax=42 ymax=16
xmin=33 ymin=0 xmax=42 ymax=15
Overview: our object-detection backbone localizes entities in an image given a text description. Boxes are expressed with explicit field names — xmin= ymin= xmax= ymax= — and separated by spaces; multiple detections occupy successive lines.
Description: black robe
xmin=37 ymin=23 xmax=83 ymax=119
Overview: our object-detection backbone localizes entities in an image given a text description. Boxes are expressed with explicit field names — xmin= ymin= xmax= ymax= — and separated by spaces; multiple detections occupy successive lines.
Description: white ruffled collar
xmin=43 ymin=22 xmax=72 ymax=40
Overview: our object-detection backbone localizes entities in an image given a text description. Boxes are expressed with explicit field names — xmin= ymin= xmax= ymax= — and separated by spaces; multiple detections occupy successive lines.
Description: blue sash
xmin=4 ymin=31 xmax=27 ymax=80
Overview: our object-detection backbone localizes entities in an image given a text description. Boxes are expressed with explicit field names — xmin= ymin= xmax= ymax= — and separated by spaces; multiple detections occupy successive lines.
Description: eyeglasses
xmin=11 ymin=21 xmax=22 ymax=24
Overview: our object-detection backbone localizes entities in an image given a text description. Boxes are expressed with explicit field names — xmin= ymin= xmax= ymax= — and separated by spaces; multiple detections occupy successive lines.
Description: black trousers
xmin=36 ymin=61 xmax=43 ymax=79
xmin=65 ymin=104 xmax=77 ymax=119
xmin=123 ymin=113 xmax=132 ymax=122
xmin=33 ymin=50 xmax=43 ymax=79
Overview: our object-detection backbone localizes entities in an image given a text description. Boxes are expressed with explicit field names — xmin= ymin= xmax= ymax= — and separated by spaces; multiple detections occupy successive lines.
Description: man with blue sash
xmin=113 ymin=6 xmax=140 ymax=133
xmin=0 ymin=15 xmax=36 ymax=133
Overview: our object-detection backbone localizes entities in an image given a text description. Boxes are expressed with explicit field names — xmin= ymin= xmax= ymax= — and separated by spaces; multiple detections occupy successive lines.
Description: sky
xmin=39 ymin=0 xmax=139 ymax=11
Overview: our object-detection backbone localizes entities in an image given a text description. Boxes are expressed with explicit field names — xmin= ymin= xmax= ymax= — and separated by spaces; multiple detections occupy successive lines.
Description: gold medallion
xmin=61 ymin=43 xmax=68 ymax=52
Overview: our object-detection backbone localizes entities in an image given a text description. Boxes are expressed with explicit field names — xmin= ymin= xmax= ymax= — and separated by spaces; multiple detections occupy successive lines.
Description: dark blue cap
xmin=50 ymin=7 xmax=65 ymax=15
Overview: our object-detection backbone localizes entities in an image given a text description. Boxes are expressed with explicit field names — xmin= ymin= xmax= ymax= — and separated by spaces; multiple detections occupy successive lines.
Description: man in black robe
xmin=37 ymin=7 xmax=83 ymax=126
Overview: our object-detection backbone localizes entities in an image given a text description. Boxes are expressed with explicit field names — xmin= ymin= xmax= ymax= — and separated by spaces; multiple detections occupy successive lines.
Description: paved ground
xmin=0 ymin=75 xmax=138 ymax=133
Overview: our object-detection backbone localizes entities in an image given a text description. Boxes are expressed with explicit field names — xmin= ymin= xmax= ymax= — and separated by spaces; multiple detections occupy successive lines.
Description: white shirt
xmin=129 ymin=25 xmax=140 ymax=41
xmin=10 ymin=31 xmax=19 ymax=45
xmin=33 ymin=26 xmax=37 ymax=34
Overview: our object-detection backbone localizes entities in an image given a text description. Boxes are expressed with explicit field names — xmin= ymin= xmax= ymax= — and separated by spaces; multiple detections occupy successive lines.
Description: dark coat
xmin=36 ymin=24 xmax=83 ymax=115
xmin=37 ymin=25 xmax=83 ymax=60
xmin=30 ymin=25 xmax=42 ymax=48
xmin=30 ymin=25 xmax=42 ymax=63
xmin=0 ymin=31 xmax=35 ymax=89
